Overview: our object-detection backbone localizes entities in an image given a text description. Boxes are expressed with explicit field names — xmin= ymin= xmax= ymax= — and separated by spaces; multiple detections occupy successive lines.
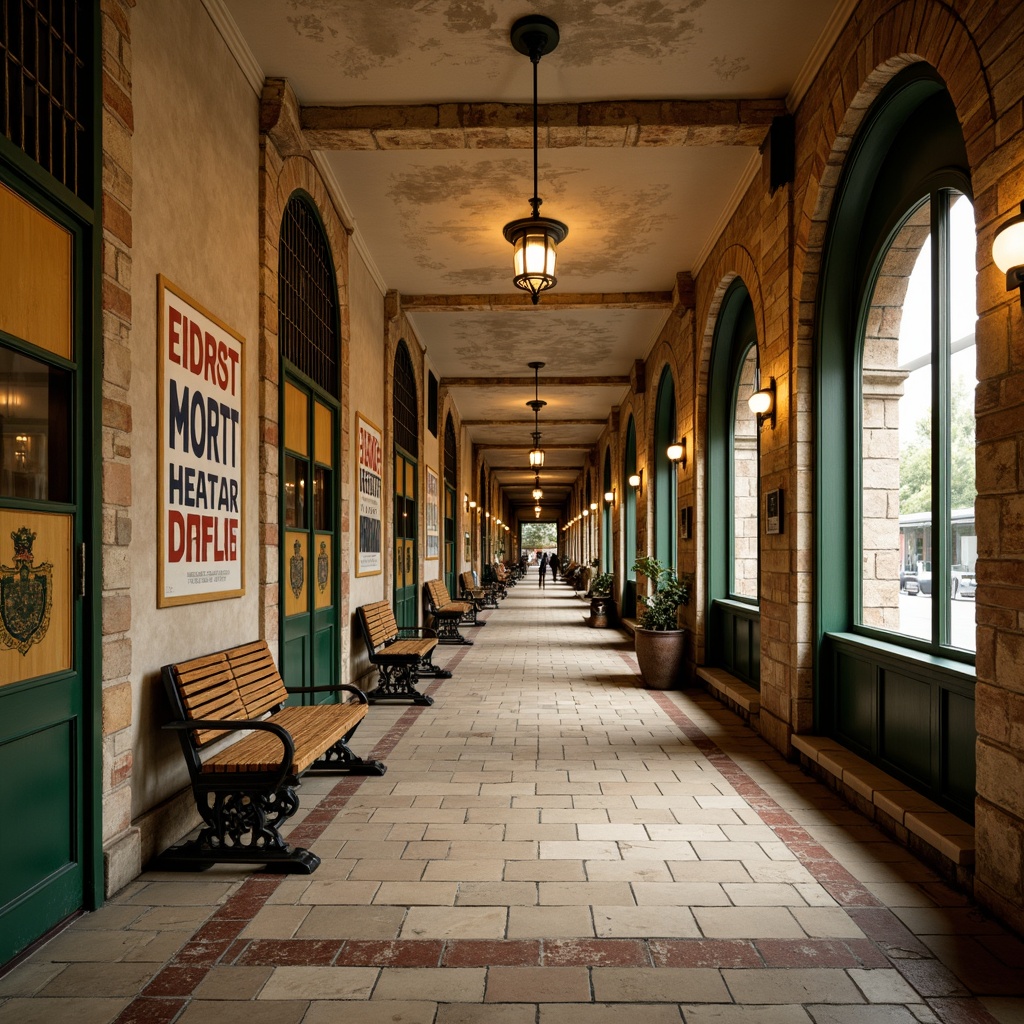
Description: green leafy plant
xmin=631 ymin=556 xmax=692 ymax=631
xmin=590 ymin=571 xmax=614 ymax=597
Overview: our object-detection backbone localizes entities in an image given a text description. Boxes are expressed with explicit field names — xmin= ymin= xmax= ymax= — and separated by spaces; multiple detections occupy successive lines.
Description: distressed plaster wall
xmin=128 ymin=0 xmax=260 ymax=833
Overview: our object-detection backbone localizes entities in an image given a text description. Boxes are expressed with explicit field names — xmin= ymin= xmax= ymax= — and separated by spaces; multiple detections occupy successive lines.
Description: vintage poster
xmin=157 ymin=277 xmax=245 ymax=606
xmin=356 ymin=413 xmax=383 ymax=576
xmin=425 ymin=467 xmax=439 ymax=560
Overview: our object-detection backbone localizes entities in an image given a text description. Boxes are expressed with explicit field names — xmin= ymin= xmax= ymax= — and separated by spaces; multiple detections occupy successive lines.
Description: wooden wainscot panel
xmin=0 ymin=511 xmax=72 ymax=686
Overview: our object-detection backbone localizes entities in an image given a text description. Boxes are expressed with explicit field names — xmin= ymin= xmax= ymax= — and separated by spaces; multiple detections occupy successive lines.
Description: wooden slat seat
xmin=460 ymin=570 xmax=498 ymax=609
xmin=155 ymin=639 xmax=386 ymax=875
xmin=356 ymin=600 xmax=443 ymax=705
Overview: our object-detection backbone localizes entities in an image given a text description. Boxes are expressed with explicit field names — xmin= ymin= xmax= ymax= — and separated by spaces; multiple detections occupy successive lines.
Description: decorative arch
xmin=258 ymin=149 xmax=350 ymax=667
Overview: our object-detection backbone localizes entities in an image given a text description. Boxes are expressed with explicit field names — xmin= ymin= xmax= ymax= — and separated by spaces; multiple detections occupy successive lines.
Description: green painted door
xmin=281 ymin=376 xmax=339 ymax=703
xmin=393 ymin=449 xmax=417 ymax=629
xmin=0 ymin=180 xmax=90 ymax=963
xmin=444 ymin=485 xmax=456 ymax=598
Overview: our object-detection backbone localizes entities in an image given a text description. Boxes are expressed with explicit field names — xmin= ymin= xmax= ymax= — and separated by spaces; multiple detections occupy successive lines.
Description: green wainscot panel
xmin=881 ymin=669 xmax=932 ymax=786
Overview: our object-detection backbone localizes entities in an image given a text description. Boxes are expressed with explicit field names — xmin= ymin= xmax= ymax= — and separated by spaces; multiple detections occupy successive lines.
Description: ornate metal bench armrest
xmin=164 ymin=717 xmax=296 ymax=791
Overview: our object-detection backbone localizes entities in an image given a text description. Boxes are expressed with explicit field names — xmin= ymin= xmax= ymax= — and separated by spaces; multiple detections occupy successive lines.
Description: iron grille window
xmin=279 ymin=193 xmax=339 ymax=397
xmin=444 ymin=415 xmax=457 ymax=488
xmin=393 ymin=340 xmax=418 ymax=456
xmin=1 ymin=0 xmax=91 ymax=200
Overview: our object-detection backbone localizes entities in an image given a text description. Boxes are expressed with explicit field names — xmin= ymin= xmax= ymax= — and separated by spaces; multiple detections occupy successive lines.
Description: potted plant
xmin=587 ymin=571 xmax=615 ymax=628
xmin=630 ymin=556 xmax=692 ymax=689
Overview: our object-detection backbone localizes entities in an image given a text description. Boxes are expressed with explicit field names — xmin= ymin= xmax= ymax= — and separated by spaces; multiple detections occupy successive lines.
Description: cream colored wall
xmin=347 ymin=246 xmax=387 ymax=632
xmin=130 ymin=0 xmax=260 ymax=813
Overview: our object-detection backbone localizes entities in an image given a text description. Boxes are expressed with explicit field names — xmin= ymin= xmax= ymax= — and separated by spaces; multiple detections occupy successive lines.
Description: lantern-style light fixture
xmin=502 ymin=16 xmax=568 ymax=304
xmin=604 ymin=488 xmax=615 ymax=504
xmin=993 ymin=201 xmax=1024 ymax=309
xmin=667 ymin=438 xmax=687 ymax=468
xmin=748 ymin=364 xmax=776 ymax=430
xmin=582 ymin=508 xmax=589 ymax=518
xmin=526 ymin=360 xmax=546 ymax=467
xmin=534 ymin=504 xmax=542 ymax=513
xmin=628 ymin=470 xmax=643 ymax=495
xmin=532 ymin=473 xmax=543 ymax=501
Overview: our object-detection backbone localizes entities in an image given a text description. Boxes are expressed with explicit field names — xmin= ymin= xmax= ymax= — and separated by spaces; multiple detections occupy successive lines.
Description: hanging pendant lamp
xmin=503 ymin=15 xmax=568 ymax=304
xmin=526 ymin=360 xmax=546 ymax=467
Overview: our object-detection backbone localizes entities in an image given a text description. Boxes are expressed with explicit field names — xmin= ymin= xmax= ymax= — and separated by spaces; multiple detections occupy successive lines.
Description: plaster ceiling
xmin=221 ymin=0 xmax=846 ymax=518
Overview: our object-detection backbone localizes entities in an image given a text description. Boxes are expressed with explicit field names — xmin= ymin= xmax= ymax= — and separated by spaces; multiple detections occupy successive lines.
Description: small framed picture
xmin=766 ymin=488 xmax=783 ymax=535
xmin=680 ymin=505 xmax=692 ymax=540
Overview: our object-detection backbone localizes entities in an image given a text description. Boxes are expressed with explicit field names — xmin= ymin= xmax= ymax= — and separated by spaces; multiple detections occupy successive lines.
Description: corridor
xmin=1 ymin=575 xmax=1021 ymax=1024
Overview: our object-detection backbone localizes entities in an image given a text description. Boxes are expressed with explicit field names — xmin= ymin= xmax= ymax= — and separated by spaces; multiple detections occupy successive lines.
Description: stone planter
xmin=634 ymin=627 xmax=687 ymax=689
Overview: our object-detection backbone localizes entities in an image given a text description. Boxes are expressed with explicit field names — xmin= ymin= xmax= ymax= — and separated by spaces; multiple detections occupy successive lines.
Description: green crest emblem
xmin=0 ymin=527 xmax=53 ymax=656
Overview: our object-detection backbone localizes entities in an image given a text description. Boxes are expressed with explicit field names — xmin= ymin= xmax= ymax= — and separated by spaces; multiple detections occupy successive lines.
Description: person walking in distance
xmin=549 ymin=552 xmax=560 ymax=581
xmin=538 ymin=551 xmax=549 ymax=588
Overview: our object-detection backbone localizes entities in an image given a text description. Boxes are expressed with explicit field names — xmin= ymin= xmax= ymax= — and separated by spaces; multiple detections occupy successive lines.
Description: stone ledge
xmin=697 ymin=666 xmax=760 ymax=724
xmin=791 ymin=733 xmax=975 ymax=874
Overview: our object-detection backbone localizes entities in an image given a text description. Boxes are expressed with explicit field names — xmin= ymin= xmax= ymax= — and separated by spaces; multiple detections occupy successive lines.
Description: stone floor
xmin=2 ymin=571 xmax=1023 ymax=1024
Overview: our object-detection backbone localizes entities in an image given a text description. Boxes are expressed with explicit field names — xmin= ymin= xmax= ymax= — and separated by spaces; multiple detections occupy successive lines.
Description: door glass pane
xmin=0 ymin=346 xmax=71 ymax=502
xmin=731 ymin=347 xmax=759 ymax=600
xmin=947 ymin=192 xmax=977 ymax=652
xmin=284 ymin=455 xmax=308 ymax=527
xmin=860 ymin=196 xmax=931 ymax=641
xmin=313 ymin=465 xmax=331 ymax=531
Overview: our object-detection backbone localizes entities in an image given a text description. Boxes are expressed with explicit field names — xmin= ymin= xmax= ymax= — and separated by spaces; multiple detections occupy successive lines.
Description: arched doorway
xmin=444 ymin=414 xmax=457 ymax=597
xmin=393 ymin=340 xmax=419 ymax=628
xmin=278 ymin=191 xmax=342 ymax=701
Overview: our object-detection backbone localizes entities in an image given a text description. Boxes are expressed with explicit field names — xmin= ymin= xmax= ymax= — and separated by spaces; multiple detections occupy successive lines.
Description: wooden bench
xmin=481 ymin=562 xmax=508 ymax=599
xmin=424 ymin=578 xmax=477 ymax=643
xmin=356 ymin=600 xmax=444 ymax=705
xmin=460 ymin=569 xmax=498 ymax=609
xmin=156 ymin=640 xmax=385 ymax=874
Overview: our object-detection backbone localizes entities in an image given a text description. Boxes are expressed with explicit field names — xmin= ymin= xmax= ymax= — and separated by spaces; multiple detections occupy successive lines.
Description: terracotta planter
xmin=634 ymin=627 xmax=687 ymax=689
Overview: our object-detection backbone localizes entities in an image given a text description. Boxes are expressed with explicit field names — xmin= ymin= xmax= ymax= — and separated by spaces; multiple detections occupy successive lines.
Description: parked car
xmin=956 ymin=568 xmax=977 ymax=599
xmin=905 ymin=561 xmax=932 ymax=596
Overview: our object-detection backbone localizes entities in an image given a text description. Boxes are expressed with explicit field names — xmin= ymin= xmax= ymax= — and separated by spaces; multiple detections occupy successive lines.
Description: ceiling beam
xmin=444 ymin=376 xmax=629 ymax=388
xmin=301 ymin=99 xmax=785 ymax=150
xmin=461 ymin=418 xmax=605 ymax=427
xmin=401 ymin=292 xmax=672 ymax=312
xmin=477 ymin=443 xmax=591 ymax=451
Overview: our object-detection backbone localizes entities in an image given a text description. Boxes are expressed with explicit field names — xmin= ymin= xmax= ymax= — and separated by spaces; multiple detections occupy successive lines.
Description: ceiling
xmin=220 ymin=0 xmax=849 ymax=518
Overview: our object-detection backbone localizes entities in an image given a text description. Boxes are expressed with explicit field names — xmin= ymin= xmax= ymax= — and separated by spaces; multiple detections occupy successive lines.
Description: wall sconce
xmin=469 ymin=499 xmax=477 ymax=511
xmin=589 ymin=501 xmax=598 ymax=512
xmin=604 ymin=488 xmax=615 ymax=505
xmin=628 ymin=469 xmax=643 ymax=495
xmin=495 ymin=518 xmax=502 ymax=526
xmin=748 ymin=370 xmax=776 ymax=430
xmin=485 ymin=511 xmax=490 ymax=519
xmin=667 ymin=437 xmax=687 ymax=468
xmin=464 ymin=494 xmax=471 ymax=512
xmin=993 ymin=201 xmax=1024 ymax=308
xmin=582 ymin=508 xmax=589 ymax=518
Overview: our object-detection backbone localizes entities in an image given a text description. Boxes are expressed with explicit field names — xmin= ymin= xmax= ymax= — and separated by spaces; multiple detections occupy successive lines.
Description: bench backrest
xmin=426 ymin=578 xmax=452 ymax=609
xmin=357 ymin=601 xmax=400 ymax=652
xmin=459 ymin=571 xmax=476 ymax=592
xmin=164 ymin=640 xmax=287 ymax=749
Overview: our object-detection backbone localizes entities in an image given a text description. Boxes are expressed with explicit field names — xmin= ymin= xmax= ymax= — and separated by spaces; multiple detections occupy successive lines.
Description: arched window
xmin=623 ymin=416 xmax=638 ymax=618
xmin=817 ymin=64 xmax=975 ymax=818
xmin=707 ymin=280 xmax=760 ymax=686
xmin=602 ymin=447 xmax=613 ymax=575
xmin=279 ymin=193 xmax=339 ymax=397
xmin=654 ymin=367 xmax=677 ymax=569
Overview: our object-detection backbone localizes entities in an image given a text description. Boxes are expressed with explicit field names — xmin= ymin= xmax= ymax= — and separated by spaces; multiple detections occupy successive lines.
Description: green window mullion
xmin=932 ymin=191 xmax=952 ymax=648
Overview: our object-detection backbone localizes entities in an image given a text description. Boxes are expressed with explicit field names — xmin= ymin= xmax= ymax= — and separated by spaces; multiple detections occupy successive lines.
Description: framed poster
xmin=680 ymin=505 xmax=692 ymax=540
xmin=355 ymin=413 xmax=383 ymax=576
xmin=425 ymin=467 xmax=439 ymax=560
xmin=158 ymin=276 xmax=245 ymax=607
xmin=766 ymin=488 xmax=784 ymax=535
